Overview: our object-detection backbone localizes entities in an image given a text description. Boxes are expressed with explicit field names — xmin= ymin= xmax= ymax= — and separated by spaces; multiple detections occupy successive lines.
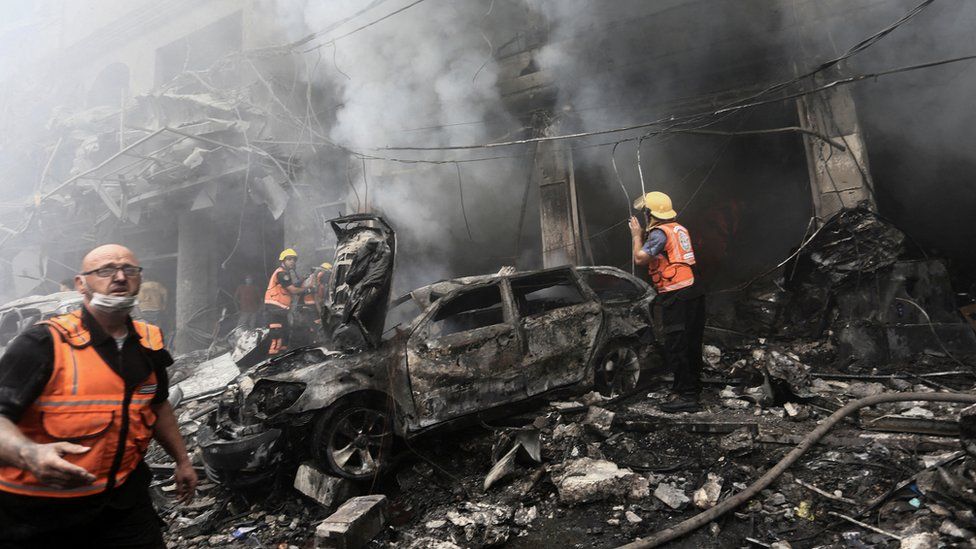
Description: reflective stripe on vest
xmin=264 ymin=267 xmax=292 ymax=309
xmin=647 ymin=222 xmax=697 ymax=293
xmin=0 ymin=311 xmax=161 ymax=498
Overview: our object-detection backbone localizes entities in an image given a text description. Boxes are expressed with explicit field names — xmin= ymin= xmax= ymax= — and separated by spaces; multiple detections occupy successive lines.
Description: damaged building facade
xmin=3 ymin=1 xmax=975 ymax=358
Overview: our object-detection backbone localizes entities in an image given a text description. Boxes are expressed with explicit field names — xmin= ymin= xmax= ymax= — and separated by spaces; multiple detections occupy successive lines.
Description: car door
xmin=511 ymin=269 xmax=602 ymax=395
xmin=406 ymin=282 xmax=525 ymax=429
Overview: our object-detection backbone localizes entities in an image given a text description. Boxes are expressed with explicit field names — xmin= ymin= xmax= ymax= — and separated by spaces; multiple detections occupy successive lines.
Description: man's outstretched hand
xmin=21 ymin=442 xmax=96 ymax=489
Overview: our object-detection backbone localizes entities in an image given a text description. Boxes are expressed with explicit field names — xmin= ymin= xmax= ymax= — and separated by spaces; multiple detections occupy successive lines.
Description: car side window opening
xmin=583 ymin=272 xmax=643 ymax=301
xmin=510 ymin=271 xmax=586 ymax=317
xmin=428 ymin=284 xmax=506 ymax=338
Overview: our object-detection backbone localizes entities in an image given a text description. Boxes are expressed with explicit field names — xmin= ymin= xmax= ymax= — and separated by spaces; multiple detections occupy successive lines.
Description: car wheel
xmin=312 ymin=403 xmax=393 ymax=480
xmin=594 ymin=341 xmax=642 ymax=398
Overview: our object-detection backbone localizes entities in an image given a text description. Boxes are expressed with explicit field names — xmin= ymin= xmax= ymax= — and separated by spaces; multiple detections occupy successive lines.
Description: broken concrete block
xmin=938 ymin=519 xmax=974 ymax=539
xmin=624 ymin=510 xmax=642 ymax=524
xmin=653 ymin=482 xmax=690 ymax=510
xmin=720 ymin=427 xmax=755 ymax=454
xmin=960 ymin=404 xmax=976 ymax=457
xmin=551 ymin=458 xmax=646 ymax=506
xmin=899 ymin=533 xmax=938 ymax=549
xmin=552 ymin=422 xmax=583 ymax=441
xmin=847 ymin=382 xmax=886 ymax=398
xmin=314 ymin=495 xmax=388 ymax=549
xmin=703 ymin=345 xmax=722 ymax=366
xmin=584 ymin=406 xmax=615 ymax=438
xmin=513 ymin=505 xmax=537 ymax=527
xmin=294 ymin=462 xmax=358 ymax=509
xmin=693 ymin=473 xmax=723 ymax=509
xmin=581 ymin=391 xmax=606 ymax=406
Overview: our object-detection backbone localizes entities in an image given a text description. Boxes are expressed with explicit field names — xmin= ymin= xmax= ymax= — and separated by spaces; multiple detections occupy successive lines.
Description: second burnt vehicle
xmin=199 ymin=214 xmax=658 ymax=485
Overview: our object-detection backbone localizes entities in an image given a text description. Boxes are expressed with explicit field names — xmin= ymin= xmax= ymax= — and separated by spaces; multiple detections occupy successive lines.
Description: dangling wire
xmin=636 ymin=135 xmax=648 ymax=199
xmin=611 ymin=142 xmax=635 ymax=275
xmin=455 ymin=162 xmax=473 ymax=241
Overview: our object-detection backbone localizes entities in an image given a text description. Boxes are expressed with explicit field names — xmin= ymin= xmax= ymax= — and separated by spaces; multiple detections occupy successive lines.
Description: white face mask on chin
xmin=89 ymin=292 xmax=139 ymax=313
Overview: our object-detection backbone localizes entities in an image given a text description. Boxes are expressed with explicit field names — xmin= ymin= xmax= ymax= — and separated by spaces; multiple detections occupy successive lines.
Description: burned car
xmin=0 ymin=291 xmax=83 ymax=354
xmin=199 ymin=215 xmax=656 ymax=485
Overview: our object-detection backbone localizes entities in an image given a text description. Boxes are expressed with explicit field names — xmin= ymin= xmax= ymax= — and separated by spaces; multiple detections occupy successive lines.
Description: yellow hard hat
xmin=278 ymin=248 xmax=298 ymax=261
xmin=633 ymin=191 xmax=677 ymax=220
xmin=320 ymin=262 xmax=333 ymax=270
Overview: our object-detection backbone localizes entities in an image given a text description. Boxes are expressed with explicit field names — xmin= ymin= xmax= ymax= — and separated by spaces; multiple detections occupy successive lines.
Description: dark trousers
xmin=265 ymin=305 xmax=291 ymax=355
xmin=658 ymin=290 xmax=706 ymax=398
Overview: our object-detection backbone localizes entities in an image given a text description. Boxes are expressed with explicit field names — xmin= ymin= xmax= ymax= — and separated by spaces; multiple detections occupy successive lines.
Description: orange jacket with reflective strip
xmin=0 ymin=310 xmax=163 ymax=498
xmin=647 ymin=222 xmax=697 ymax=293
xmin=264 ymin=267 xmax=293 ymax=309
xmin=302 ymin=270 xmax=326 ymax=306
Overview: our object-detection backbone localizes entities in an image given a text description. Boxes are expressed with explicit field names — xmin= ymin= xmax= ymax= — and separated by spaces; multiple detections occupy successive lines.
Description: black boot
xmin=659 ymin=394 xmax=701 ymax=413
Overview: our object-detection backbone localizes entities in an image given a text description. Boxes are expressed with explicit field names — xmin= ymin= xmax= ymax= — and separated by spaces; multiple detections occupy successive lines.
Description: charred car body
xmin=199 ymin=215 xmax=657 ymax=485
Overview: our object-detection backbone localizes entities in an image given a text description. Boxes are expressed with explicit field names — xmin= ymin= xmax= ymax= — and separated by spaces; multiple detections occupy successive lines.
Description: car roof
xmin=394 ymin=265 xmax=639 ymax=309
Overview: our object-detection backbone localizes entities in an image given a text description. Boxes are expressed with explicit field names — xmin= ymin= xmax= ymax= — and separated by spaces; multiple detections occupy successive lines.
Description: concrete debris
xmin=720 ymin=427 xmax=755 ymax=454
xmin=512 ymin=505 xmax=538 ymax=527
xmin=899 ymin=533 xmax=939 ymax=549
xmin=583 ymin=406 xmax=615 ymax=438
xmin=580 ymin=391 xmax=606 ymax=406
xmin=444 ymin=502 xmax=514 ymax=546
xmin=175 ymin=352 xmax=240 ymax=399
xmin=551 ymin=458 xmax=649 ymax=506
xmin=653 ymin=482 xmax=691 ymax=510
xmin=624 ymin=510 xmax=643 ymax=524
xmin=692 ymin=473 xmax=724 ymax=509
xmin=552 ymin=422 xmax=584 ymax=441
xmin=294 ymin=462 xmax=358 ymax=510
xmin=703 ymin=345 xmax=722 ymax=366
xmin=938 ymin=520 xmax=974 ymax=539
xmin=314 ymin=495 xmax=388 ymax=549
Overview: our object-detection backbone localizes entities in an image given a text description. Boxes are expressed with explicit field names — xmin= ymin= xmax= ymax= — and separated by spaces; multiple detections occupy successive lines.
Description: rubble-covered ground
xmin=150 ymin=336 xmax=976 ymax=549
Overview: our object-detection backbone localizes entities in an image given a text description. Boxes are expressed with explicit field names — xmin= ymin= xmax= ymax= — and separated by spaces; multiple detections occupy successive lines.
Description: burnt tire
xmin=311 ymin=402 xmax=394 ymax=480
xmin=594 ymin=340 xmax=643 ymax=398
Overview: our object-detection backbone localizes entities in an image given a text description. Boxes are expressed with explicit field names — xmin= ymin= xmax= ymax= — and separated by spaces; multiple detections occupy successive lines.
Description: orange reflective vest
xmin=647 ymin=222 xmax=697 ymax=293
xmin=265 ymin=267 xmax=293 ymax=309
xmin=302 ymin=271 xmax=326 ymax=306
xmin=0 ymin=310 xmax=163 ymax=498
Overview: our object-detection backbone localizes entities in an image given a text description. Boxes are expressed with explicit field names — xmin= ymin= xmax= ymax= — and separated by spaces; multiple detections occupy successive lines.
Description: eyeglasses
xmin=81 ymin=265 xmax=144 ymax=278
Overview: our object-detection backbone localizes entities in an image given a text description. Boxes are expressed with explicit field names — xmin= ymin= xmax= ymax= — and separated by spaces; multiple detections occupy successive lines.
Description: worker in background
xmin=137 ymin=277 xmax=168 ymax=328
xmin=292 ymin=262 xmax=332 ymax=347
xmin=264 ymin=249 xmax=308 ymax=355
xmin=0 ymin=244 xmax=195 ymax=546
xmin=234 ymin=274 xmax=261 ymax=329
xmin=630 ymin=191 xmax=706 ymax=413
xmin=303 ymin=262 xmax=332 ymax=310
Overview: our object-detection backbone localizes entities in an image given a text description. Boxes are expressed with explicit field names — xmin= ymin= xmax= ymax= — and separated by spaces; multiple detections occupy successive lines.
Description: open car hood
xmin=322 ymin=214 xmax=396 ymax=351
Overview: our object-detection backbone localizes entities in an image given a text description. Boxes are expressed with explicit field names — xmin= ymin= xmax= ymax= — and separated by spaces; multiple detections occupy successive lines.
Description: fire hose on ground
xmin=617 ymin=391 xmax=976 ymax=549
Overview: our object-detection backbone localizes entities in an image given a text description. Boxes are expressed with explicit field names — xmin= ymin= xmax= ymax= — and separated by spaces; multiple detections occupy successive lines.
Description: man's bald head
xmin=80 ymin=244 xmax=139 ymax=273
xmin=76 ymin=244 xmax=142 ymax=299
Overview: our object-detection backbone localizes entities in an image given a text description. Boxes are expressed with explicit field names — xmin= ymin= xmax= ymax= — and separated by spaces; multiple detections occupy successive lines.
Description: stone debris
xmin=653 ymin=482 xmax=690 ymax=510
xmin=583 ymin=406 xmax=615 ymax=438
xmin=294 ymin=462 xmax=358 ymax=510
xmin=692 ymin=473 xmax=723 ymax=509
xmin=899 ymin=533 xmax=939 ymax=549
xmin=551 ymin=458 xmax=649 ymax=505
xmin=314 ymin=495 xmax=388 ymax=549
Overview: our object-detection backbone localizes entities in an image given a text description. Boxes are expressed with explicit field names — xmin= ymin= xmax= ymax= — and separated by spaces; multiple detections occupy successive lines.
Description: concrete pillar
xmin=796 ymin=73 xmax=876 ymax=221
xmin=534 ymin=123 xmax=585 ymax=268
xmin=174 ymin=208 xmax=217 ymax=353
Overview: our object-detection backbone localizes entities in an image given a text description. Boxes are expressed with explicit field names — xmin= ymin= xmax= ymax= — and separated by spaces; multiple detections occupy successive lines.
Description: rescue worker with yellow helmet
xmin=302 ymin=262 xmax=333 ymax=310
xmin=264 ymin=248 xmax=309 ymax=355
xmin=629 ymin=191 xmax=706 ymax=413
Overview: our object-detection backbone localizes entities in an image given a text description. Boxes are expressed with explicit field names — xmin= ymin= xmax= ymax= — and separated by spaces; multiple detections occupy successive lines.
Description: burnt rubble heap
xmin=139 ymin=208 xmax=976 ymax=548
